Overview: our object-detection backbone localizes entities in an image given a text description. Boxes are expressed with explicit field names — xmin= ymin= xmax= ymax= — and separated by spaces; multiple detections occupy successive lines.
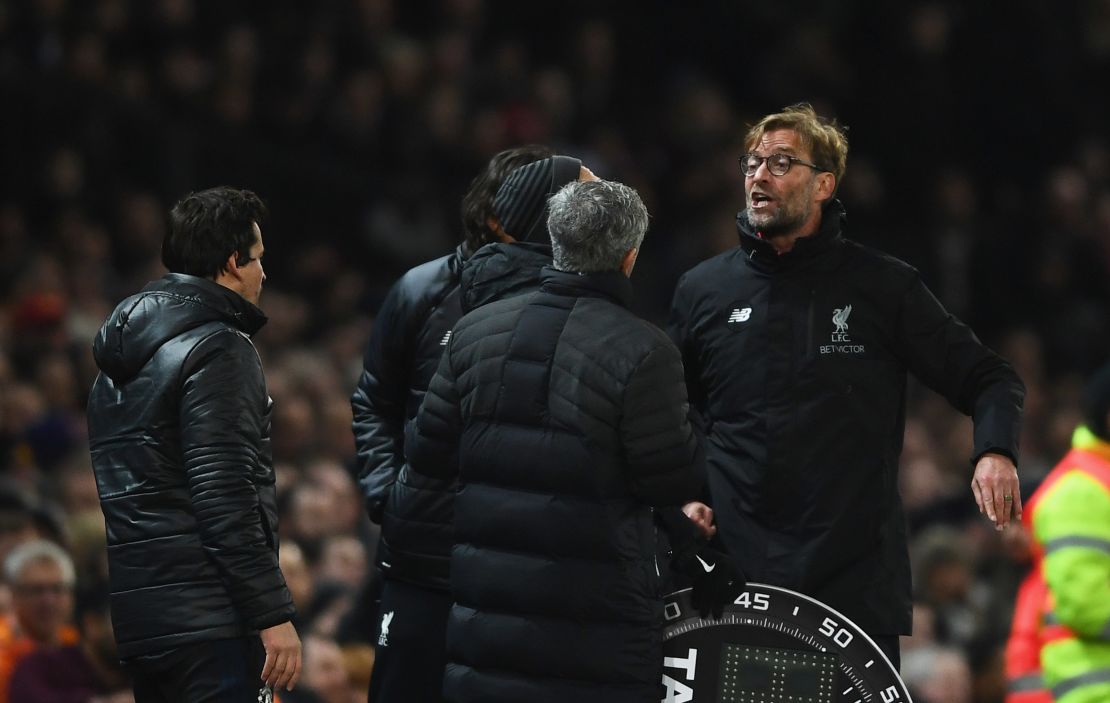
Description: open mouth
xmin=750 ymin=192 xmax=774 ymax=208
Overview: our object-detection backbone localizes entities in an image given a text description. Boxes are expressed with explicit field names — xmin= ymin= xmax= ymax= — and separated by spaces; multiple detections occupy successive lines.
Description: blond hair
xmin=745 ymin=103 xmax=849 ymax=189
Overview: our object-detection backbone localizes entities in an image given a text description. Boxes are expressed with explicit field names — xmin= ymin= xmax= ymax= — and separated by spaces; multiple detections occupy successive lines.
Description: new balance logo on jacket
xmin=727 ymin=308 xmax=752 ymax=324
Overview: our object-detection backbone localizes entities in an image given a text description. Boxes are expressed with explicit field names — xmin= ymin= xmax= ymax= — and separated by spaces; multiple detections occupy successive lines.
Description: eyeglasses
xmin=15 ymin=582 xmax=71 ymax=598
xmin=740 ymin=153 xmax=827 ymax=177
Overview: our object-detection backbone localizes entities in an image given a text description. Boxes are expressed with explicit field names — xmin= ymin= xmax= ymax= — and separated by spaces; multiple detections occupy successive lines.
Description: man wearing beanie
xmin=350 ymin=145 xmax=552 ymax=703
xmin=458 ymin=155 xmax=596 ymax=312
xmin=406 ymin=179 xmax=723 ymax=703
xmin=1026 ymin=362 xmax=1110 ymax=703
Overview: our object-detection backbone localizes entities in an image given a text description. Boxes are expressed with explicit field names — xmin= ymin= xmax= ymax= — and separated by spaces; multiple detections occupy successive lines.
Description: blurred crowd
xmin=1 ymin=0 xmax=1109 ymax=701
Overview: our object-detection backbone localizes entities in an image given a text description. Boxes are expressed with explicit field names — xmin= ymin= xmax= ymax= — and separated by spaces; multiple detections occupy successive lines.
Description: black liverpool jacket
xmin=668 ymin=201 xmax=1024 ymax=637
xmin=350 ymin=246 xmax=466 ymax=590
xmin=88 ymin=274 xmax=295 ymax=658
xmin=408 ymin=267 xmax=705 ymax=703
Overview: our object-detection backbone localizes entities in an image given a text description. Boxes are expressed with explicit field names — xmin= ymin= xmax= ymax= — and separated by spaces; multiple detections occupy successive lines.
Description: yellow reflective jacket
xmin=1033 ymin=426 xmax=1110 ymax=703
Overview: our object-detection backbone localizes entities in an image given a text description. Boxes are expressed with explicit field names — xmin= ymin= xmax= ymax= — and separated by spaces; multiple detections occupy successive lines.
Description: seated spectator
xmin=900 ymin=645 xmax=973 ymax=703
xmin=296 ymin=635 xmax=355 ymax=703
xmin=0 ymin=490 xmax=39 ymax=617
xmin=911 ymin=525 xmax=991 ymax=648
xmin=0 ymin=540 xmax=79 ymax=703
xmin=9 ymin=585 xmax=131 ymax=702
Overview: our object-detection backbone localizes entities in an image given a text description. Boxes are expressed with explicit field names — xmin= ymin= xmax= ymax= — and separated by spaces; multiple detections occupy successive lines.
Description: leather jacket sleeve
xmin=180 ymin=330 xmax=294 ymax=630
xmin=350 ymin=282 xmax=412 ymax=523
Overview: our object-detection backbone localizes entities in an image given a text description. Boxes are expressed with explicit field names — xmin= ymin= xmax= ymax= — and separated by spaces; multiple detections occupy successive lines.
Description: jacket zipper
xmin=651 ymin=507 xmax=661 ymax=578
xmin=806 ymin=288 xmax=816 ymax=361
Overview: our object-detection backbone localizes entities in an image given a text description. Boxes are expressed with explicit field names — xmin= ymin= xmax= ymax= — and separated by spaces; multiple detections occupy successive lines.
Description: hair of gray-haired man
xmin=545 ymin=179 xmax=649 ymax=274
xmin=4 ymin=538 xmax=76 ymax=586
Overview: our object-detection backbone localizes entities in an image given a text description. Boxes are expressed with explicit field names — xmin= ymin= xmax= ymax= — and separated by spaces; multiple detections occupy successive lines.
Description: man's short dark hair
xmin=163 ymin=186 xmax=267 ymax=279
xmin=460 ymin=145 xmax=553 ymax=254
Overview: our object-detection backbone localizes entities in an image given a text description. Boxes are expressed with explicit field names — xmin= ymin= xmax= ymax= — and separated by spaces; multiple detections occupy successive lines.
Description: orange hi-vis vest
xmin=1005 ymin=569 xmax=1051 ymax=703
xmin=1038 ymin=448 xmax=1110 ymax=645
xmin=1004 ymin=457 xmax=1069 ymax=703
xmin=1029 ymin=438 xmax=1110 ymax=702
xmin=1005 ymin=446 xmax=1110 ymax=703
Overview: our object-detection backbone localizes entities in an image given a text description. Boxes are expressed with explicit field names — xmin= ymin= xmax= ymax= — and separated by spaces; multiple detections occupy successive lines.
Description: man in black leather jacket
xmin=87 ymin=187 xmax=301 ymax=702
xmin=350 ymin=145 xmax=551 ymax=703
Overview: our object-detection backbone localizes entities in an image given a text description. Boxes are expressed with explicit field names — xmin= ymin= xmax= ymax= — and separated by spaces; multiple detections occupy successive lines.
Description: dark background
xmin=1 ymin=1 xmax=1108 ymax=701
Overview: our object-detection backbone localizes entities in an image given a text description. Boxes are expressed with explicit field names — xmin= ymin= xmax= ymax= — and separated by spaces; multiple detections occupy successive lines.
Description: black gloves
xmin=654 ymin=506 xmax=745 ymax=619
xmin=672 ymin=543 xmax=746 ymax=619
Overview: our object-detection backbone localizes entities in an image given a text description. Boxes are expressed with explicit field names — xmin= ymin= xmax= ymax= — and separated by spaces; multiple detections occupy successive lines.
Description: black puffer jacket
xmin=351 ymin=246 xmax=465 ymax=589
xmin=353 ymin=243 xmax=557 ymax=590
xmin=669 ymin=201 xmax=1024 ymax=637
xmin=459 ymin=241 xmax=552 ymax=313
xmin=87 ymin=274 xmax=295 ymax=659
xmin=408 ymin=267 xmax=705 ymax=703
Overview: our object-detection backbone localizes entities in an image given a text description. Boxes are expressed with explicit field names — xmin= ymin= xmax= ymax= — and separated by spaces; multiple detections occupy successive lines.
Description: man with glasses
xmin=0 ymin=540 xmax=78 ymax=703
xmin=668 ymin=103 xmax=1025 ymax=666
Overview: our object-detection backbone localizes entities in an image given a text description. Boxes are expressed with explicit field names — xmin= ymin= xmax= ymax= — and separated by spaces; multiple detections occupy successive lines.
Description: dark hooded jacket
xmin=354 ymin=241 xmax=554 ymax=590
xmin=460 ymin=241 xmax=554 ymax=313
xmin=668 ymin=200 xmax=1024 ymax=637
xmin=351 ymin=246 xmax=466 ymax=590
xmin=408 ymin=267 xmax=705 ymax=703
xmin=87 ymin=273 xmax=295 ymax=659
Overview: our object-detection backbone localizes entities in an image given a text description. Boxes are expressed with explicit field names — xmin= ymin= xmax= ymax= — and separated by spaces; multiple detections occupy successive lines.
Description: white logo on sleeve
xmin=727 ymin=307 xmax=752 ymax=324
xmin=440 ymin=330 xmax=452 ymax=346
xmin=257 ymin=686 xmax=273 ymax=703
xmin=695 ymin=555 xmax=716 ymax=573
xmin=378 ymin=611 xmax=394 ymax=647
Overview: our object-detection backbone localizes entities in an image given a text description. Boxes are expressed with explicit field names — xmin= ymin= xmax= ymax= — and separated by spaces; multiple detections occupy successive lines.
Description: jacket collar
xmin=150 ymin=273 xmax=268 ymax=336
xmin=538 ymin=266 xmax=633 ymax=309
xmin=1072 ymin=425 xmax=1110 ymax=464
xmin=460 ymin=242 xmax=553 ymax=312
xmin=94 ymin=273 xmax=267 ymax=383
xmin=736 ymin=199 xmax=847 ymax=272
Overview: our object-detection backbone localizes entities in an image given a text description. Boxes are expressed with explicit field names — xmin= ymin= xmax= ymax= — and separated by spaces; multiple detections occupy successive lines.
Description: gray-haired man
xmin=405 ymin=180 xmax=737 ymax=703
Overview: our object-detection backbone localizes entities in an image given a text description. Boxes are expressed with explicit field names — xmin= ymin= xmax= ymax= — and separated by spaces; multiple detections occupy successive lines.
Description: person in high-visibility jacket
xmin=1031 ymin=362 xmax=1110 ymax=703
xmin=1004 ymin=533 xmax=1051 ymax=703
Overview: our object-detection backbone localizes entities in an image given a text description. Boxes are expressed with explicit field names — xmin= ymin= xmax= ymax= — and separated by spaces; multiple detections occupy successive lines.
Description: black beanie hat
xmin=1083 ymin=361 xmax=1110 ymax=441
xmin=493 ymin=155 xmax=583 ymax=242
